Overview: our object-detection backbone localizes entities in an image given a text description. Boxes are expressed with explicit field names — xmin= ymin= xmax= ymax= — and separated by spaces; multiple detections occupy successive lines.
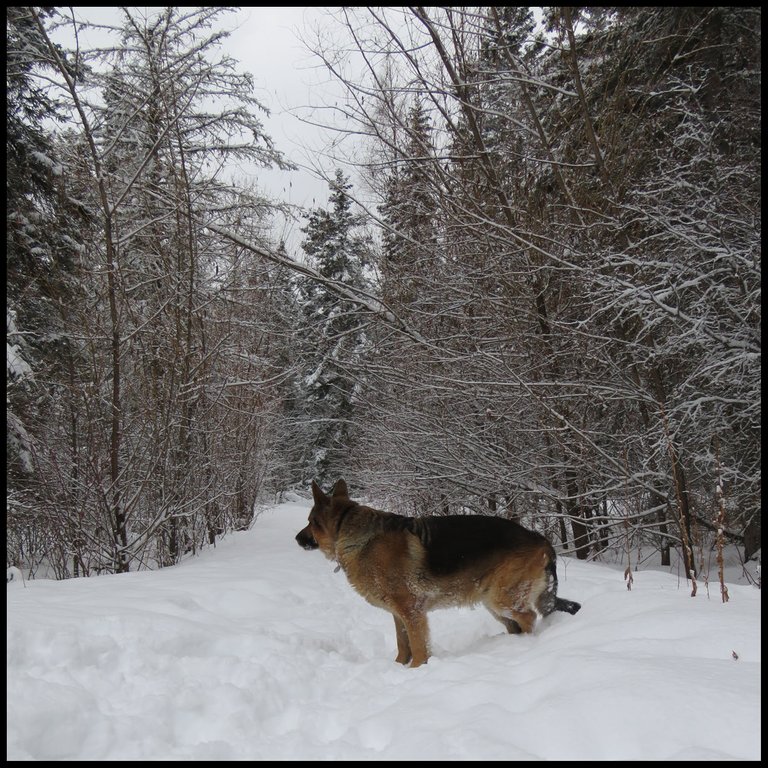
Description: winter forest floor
xmin=6 ymin=497 xmax=761 ymax=761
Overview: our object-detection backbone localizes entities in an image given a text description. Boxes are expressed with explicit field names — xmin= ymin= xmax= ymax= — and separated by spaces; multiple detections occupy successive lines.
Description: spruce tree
xmin=292 ymin=170 xmax=371 ymax=487
xmin=379 ymin=97 xmax=438 ymax=305
xmin=6 ymin=9 xmax=88 ymax=562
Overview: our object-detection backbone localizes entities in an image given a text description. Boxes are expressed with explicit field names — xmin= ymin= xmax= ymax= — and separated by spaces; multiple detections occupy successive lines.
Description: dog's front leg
xmin=401 ymin=610 xmax=430 ymax=668
xmin=393 ymin=615 xmax=412 ymax=665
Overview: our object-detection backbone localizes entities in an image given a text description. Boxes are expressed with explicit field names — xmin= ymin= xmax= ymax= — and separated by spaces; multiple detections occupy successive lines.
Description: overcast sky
xmin=228 ymin=7 xmax=341 ymax=210
xmin=53 ymin=7 xmax=349 ymax=251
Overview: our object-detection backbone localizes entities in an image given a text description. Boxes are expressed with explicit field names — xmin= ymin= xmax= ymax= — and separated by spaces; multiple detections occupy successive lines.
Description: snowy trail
xmin=7 ymin=499 xmax=761 ymax=760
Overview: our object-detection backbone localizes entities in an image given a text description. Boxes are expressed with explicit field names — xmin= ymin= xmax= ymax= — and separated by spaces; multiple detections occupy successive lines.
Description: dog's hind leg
xmin=487 ymin=609 xmax=522 ymax=634
xmin=503 ymin=609 xmax=537 ymax=634
xmin=493 ymin=607 xmax=537 ymax=634
xmin=393 ymin=615 xmax=412 ymax=665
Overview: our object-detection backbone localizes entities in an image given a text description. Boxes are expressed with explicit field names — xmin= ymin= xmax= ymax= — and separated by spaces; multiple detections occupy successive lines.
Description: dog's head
xmin=295 ymin=479 xmax=350 ymax=559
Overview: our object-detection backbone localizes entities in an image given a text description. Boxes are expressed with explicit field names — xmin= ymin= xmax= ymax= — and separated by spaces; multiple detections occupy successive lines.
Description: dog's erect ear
xmin=331 ymin=479 xmax=349 ymax=499
xmin=311 ymin=480 xmax=328 ymax=506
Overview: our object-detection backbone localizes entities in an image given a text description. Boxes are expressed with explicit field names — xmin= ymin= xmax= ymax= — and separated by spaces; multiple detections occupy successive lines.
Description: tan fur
xmin=296 ymin=479 xmax=575 ymax=667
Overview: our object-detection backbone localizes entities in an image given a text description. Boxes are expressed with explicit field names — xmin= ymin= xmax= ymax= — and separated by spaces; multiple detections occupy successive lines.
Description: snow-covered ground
xmin=7 ymin=497 xmax=761 ymax=760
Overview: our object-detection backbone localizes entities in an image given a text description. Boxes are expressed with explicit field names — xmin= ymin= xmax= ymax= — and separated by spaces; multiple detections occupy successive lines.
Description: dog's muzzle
xmin=295 ymin=528 xmax=318 ymax=551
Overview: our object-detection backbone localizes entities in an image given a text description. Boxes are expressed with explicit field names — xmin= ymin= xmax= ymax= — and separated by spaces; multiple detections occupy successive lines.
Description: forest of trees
xmin=7 ymin=8 xmax=760 ymax=587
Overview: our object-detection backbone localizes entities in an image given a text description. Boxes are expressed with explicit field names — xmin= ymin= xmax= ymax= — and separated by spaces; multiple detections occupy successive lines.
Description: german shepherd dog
xmin=295 ymin=479 xmax=581 ymax=667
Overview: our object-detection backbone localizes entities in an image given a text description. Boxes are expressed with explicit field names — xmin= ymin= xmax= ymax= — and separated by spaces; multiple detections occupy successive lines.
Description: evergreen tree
xmin=6 ymin=8 xmax=89 ymax=566
xmin=292 ymin=170 xmax=371 ymax=487
xmin=379 ymin=97 xmax=439 ymax=305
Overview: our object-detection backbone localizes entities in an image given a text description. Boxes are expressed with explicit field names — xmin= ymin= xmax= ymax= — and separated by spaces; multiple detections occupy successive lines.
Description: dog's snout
xmin=295 ymin=527 xmax=318 ymax=550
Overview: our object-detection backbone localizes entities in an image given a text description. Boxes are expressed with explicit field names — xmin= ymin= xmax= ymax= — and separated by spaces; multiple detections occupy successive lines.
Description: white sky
xmin=227 ymin=7 xmax=342 ymax=210
xmin=228 ymin=7 xmax=349 ymax=250
xmin=50 ymin=7 xmax=351 ymax=251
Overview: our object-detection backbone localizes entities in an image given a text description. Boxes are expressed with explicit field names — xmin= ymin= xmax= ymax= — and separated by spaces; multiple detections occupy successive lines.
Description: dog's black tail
xmin=539 ymin=555 xmax=581 ymax=616
xmin=554 ymin=597 xmax=581 ymax=615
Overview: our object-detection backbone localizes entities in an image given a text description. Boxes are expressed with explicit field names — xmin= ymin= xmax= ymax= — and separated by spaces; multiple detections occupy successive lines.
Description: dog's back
xmin=408 ymin=513 xmax=549 ymax=575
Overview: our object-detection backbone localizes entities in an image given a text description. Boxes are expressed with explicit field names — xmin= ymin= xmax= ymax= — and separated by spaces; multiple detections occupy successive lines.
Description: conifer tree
xmin=6 ymin=9 xmax=90 ymax=571
xmin=379 ymin=97 xmax=439 ymax=305
xmin=292 ymin=170 xmax=371 ymax=487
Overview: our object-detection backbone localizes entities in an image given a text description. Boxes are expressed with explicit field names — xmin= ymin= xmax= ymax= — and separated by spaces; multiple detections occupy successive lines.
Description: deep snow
xmin=6 ymin=497 xmax=761 ymax=761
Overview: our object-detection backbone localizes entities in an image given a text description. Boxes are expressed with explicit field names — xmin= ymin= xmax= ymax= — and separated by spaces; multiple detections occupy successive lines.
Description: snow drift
xmin=7 ymin=498 xmax=761 ymax=760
